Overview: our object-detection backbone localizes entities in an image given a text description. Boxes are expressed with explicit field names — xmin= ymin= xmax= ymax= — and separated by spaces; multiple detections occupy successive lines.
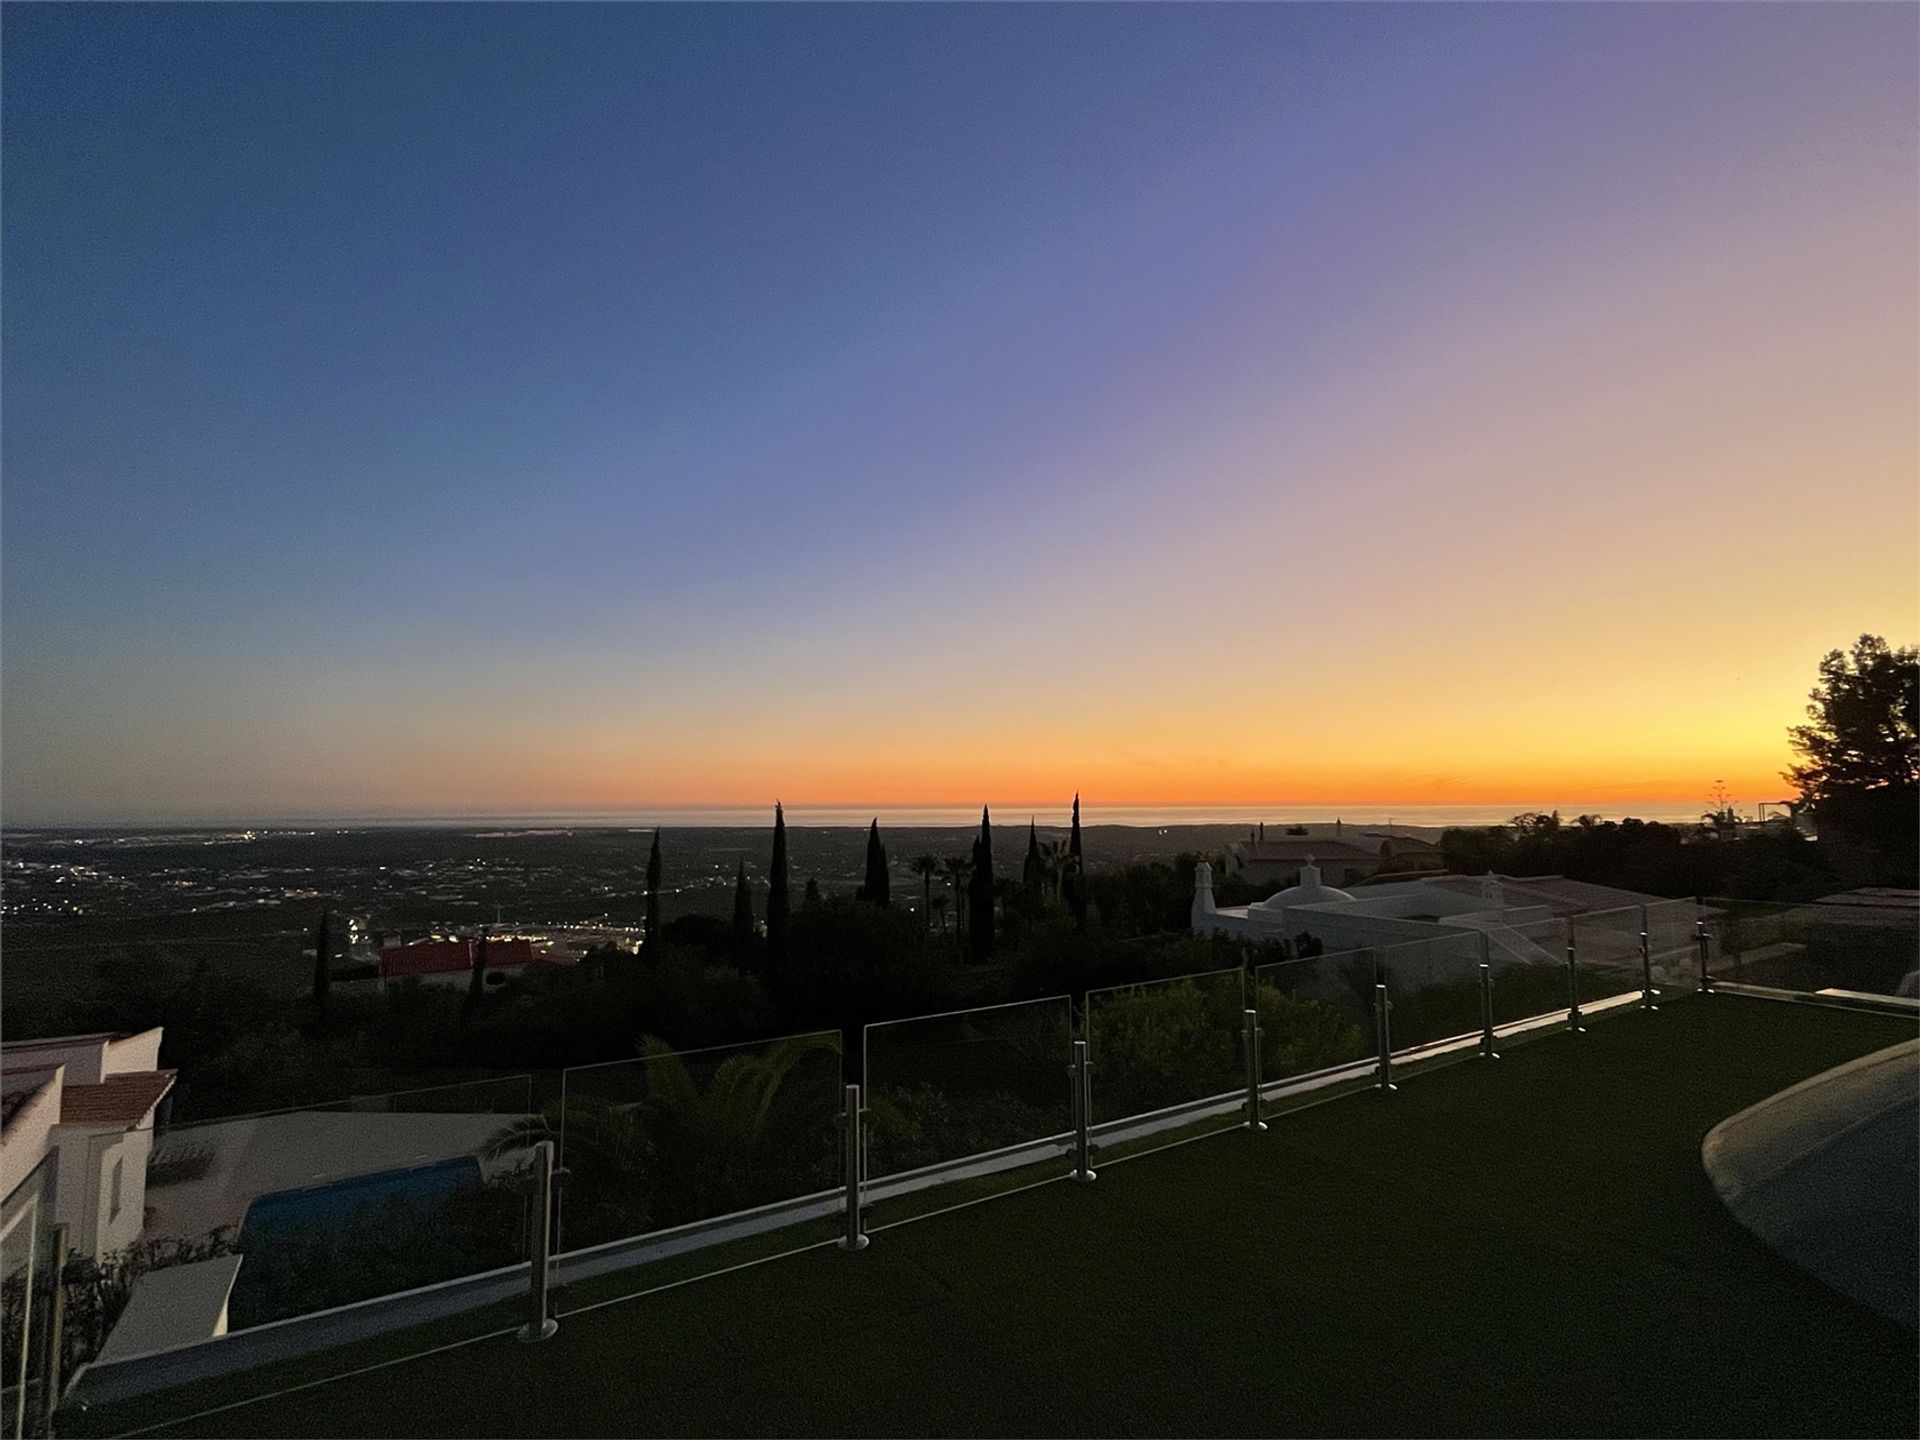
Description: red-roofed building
xmin=376 ymin=937 xmax=569 ymax=991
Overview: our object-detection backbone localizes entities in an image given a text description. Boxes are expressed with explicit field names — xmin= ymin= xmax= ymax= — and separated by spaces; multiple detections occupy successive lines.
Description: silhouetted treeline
xmin=1438 ymin=813 xmax=1843 ymax=900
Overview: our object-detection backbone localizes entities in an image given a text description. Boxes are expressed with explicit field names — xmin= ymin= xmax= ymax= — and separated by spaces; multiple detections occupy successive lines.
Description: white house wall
xmin=0 ymin=1067 xmax=63 ymax=1200
xmin=102 ymin=1030 xmax=164 ymax=1078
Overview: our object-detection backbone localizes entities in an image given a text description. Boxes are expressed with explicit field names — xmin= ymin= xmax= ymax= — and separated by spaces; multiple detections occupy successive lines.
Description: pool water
xmin=240 ymin=1156 xmax=483 ymax=1240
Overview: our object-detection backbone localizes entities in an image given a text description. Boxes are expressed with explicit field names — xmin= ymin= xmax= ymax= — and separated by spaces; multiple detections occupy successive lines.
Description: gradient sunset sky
xmin=4 ymin=3 xmax=1915 ymax=824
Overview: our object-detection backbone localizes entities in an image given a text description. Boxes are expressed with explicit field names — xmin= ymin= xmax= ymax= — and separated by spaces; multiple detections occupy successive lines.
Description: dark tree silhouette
xmin=1067 ymin=793 xmax=1088 ymax=932
xmin=1786 ymin=635 xmax=1919 ymax=800
xmin=861 ymin=819 xmax=891 ymax=906
xmin=968 ymin=808 xmax=996 ymax=961
xmin=767 ymin=803 xmax=792 ymax=965
xmin=1023 ymin=820 xmax=1044 ymax=897
xmin=943 ymin=854 xmax=972 ymax=938
xmin=731 ymin=861 xmax=755 ymax=948
xmin=466 ymin=929 xmax=490 ymax=1009
xmin=644 ymin=831 xmax=663 ymax=951
xmin=803 ymin=877 xmax=823 ymax=908
xmin=311 ymin=908 xmax=332 ymax=1010
xmin=909 ymin=855 xmax=941 ymax=932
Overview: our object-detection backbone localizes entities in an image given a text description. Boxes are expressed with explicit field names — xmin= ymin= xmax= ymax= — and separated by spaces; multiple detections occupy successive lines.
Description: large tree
xmin=767 ymin=803 xmax=791 ymax=966
xmin=466 ymin=929 xmax=490 ymax=1009
xmin=968 ymin=808 xmax=996 ymax=961
xmin=1786 ymin=635 xmax=1919 ymax=800
xmin=943 ymin=854 xmax=972 ymax=938
xmin=860 ymin=819 xmax=891 ymax=906
xmin=1066 ymin=793 xmax=1088 ymax=932
xmin=644 ymin=831 xmax=663 ymax=951
xmin=909 ymin=855 xmax=941 ymax=932
xmin=1023 ymin=820 xmax=1045 ymax=898
xmin=311 ymin=908 xmax=332 ymax=1010
xmin=731 ymin=861 xmax=756 ymax=948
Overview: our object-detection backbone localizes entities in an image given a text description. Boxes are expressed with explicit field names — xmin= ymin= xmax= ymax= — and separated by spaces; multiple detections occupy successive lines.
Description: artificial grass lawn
xmin=99 ymin=995 xmax=1917 ymax=1438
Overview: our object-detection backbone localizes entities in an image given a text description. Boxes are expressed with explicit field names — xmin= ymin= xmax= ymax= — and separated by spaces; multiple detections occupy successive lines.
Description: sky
xmin=4 ymin=3 xmax=1916 ymax=825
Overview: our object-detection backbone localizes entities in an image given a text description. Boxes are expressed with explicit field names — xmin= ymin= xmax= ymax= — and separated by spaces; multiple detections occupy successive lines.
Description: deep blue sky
xmin=5 ymin=4 xmax=1915 ymax=821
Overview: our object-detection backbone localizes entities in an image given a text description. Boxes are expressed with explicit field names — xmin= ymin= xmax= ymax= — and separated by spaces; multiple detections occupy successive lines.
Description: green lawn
xmin=88 ymin=995 xmax=1918 ymax=1438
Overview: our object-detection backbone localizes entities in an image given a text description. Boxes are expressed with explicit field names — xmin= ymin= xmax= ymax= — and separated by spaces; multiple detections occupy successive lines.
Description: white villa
xmin=1192 ymin=859 xmax=1699 ymax=981
xmin=1 ymin=1029 xmax=175 ymax=1262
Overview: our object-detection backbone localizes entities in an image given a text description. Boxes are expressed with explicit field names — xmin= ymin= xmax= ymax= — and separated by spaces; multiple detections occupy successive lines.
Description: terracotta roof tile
xmin=58 ymin=1071 xmax=176 ymax=1128
xmin=378 ymin=938 xmax=545 ymax=978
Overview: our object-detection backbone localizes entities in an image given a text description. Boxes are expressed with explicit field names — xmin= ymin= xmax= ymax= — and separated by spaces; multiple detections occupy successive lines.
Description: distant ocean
xmin=149 ymin=801 xmax=1716 ymax=831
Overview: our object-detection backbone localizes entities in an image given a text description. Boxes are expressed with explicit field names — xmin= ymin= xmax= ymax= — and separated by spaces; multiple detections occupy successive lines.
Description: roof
xmin=1235 ymin=838 xmax=1379 ymax=862
xmin=3 ymin=1029 xmax=135 ymax=1053
xmin=1369 ymin=833 xmax=1441 ymax=853
xmin=58 ymin=1070 xmax=177 ymax=1128
xmin=1817 ymin=888 xmax=1920 ymax=911
xmin=1406 ymin=873 xmax=1656 ymax=915
xmin=378 ymin=937 xmax=541 ymax=978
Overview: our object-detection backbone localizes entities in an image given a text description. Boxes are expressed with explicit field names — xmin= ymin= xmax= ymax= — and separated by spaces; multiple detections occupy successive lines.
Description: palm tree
xmin=484 ymin=1031 xmax=841 ymax=1246
xmin=942 ymin=855 xmax=972 ymax=938
xmin=484 ymin=1094 xmax=655 ymax=1249
xmin=1040 ymin=840 xmax=1072 ymax=902
xmin=485 ymin=1095 xmax=649 ymax=1188
xmin=909 ymin=855 xmax=941 ymax=931
xmin=634 ymin=1032 xmax=839 ymax=1151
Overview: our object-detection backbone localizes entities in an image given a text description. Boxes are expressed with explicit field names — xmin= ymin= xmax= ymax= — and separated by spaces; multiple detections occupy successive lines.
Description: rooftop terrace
xmin=78 ymin=994 xmax=1917 ymax=1438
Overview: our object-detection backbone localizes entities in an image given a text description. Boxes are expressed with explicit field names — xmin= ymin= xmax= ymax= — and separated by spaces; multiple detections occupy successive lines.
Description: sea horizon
xmin=1 ymin=800 xmax=1737 ymax=834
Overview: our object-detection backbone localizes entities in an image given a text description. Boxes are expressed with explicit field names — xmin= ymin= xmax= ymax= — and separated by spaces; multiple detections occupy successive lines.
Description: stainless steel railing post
xmin=1639 ymin=906 xmax=1658 ymax=1011
xmin=838 ymin=1083 xmax=869 ymax=1251
xmin=42 ymin=1222 xmax=69 ymax=1434
xmin=1565 ymin=919 xmax=1585 ymax=1033
xmin=1479 ymin=962 xmax=1499 ymax=1060
xmin=1695 ymin=912 xmax=1712 ymax=994
xmin=1373 ymin=983 xmax=1395 ymax=1093
xmin=1070 ymin=1039 xmax=1098 ymax=1182
xmin=1243 ymin=1008 xmax=1267 ymax=1131
xmin=518 ymin=1139 xmax=558 ymax=1342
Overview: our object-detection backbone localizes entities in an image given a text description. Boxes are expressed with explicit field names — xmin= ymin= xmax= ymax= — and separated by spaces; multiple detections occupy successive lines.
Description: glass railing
xmin=1083 ymin=967 xmax=1246 ymax=1125
xmin=1705 ymin=898 xmax=1918 ymax=998
xmin=1570 ymin=906 xmax=1646 ymax=1009
xmin=863 ymin=998 xmax=1073 ymax=1181
xmin=1250 ymin=951 xmax=1376 ymax=1086
xmin=1374 ymin=932 xmax=1488 ymax=1053
xmin=139 ymin=1076 xmax=535 ymax=1334
xmin=1485 ymin=918 xmax=1577 ymax=1030
xmin=3 ymin=1152 xmax=59 ymax=1439
xmin=1643 ymin=899 xmax=1701 ymax=988
xmin=554 ymin=1032 xmax=843 ymax=1263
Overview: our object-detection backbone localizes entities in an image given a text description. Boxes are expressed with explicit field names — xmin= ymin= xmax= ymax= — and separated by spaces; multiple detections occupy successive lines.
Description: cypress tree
xmin=466 ymin=928 xmax=490 ymax=1009
xmin=1067 ymin=793 xmax=1088 ymax=932
xmin=731 ymin=860 xmax=755 ymax=946
xmin=644 ymin=831 xmax=663 ymax=951
xmin=968 ymin=807 xmax=995 ymax=961
xmin=861 ymin=819 xmax=890 ymax=906
xmin=1023 ymin=819 xmax=1044 ymax=897
xmin=311 ymin=908 xmax=332 ymax=1010
xmin=767 ymin=802 xmax=791 ymax=965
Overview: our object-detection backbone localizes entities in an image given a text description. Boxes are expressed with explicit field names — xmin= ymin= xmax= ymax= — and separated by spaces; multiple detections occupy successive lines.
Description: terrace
xmin=65 ymin=992 xmax=1918 ymax=1438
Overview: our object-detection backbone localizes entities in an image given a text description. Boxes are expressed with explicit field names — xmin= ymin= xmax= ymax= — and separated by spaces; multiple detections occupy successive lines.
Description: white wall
xmin=102 ymin=1029 xmax=164 ymax=1078
xmin=7 ymin=1038 xmax=110 ymax=1086
xmin=0 ymin=1067 xmax=63 ymax=1201
xmin=92 ymin=1128 xmax=153 ymax=1257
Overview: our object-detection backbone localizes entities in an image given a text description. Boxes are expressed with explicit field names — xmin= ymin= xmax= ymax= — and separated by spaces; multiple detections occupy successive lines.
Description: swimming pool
xmin=240 ymin=1155 xmax=483 ymax=1240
